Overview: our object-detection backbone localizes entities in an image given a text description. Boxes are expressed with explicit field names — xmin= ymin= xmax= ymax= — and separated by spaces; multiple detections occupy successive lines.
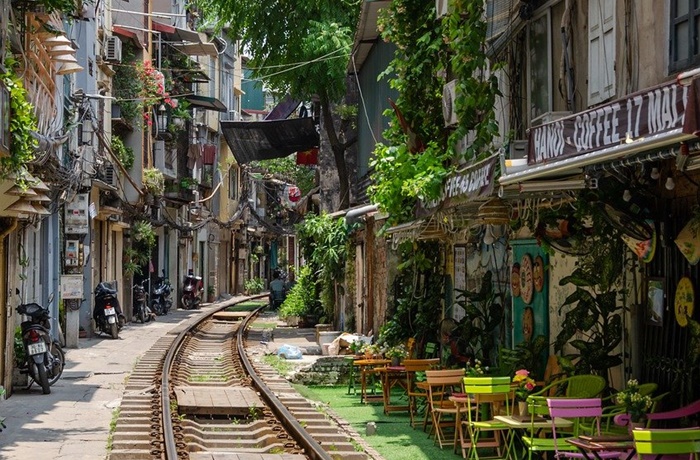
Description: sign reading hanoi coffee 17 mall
xmin=527 ymin=79 xmax=700 ymax=165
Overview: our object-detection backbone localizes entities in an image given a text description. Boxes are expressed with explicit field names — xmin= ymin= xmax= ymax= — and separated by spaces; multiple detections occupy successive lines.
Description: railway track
xmin=109 ymin=297 xmax=370 ymax=460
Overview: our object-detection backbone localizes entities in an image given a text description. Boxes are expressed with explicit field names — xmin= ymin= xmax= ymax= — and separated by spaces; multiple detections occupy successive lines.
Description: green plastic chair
xmin=531 ymin=374 xmax=606 ymax=399
xmin=460 ymin=376 xmax=513 ymax=460
xmin=633 ymin=428 xmax=700 ymax=460
xmin=520 ymin=396 xmax=578 ymax=460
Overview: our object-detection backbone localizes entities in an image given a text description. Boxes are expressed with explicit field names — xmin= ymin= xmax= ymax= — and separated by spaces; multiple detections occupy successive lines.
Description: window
xmin=527 ymin=10 xmax=552 ymax=121
xmin=229 ymin=165 xmax=239 ymax=200
xmin=670 ymin=0 xmax=700 ymax=72
xmin=588 ymin=0 xmax=616 ymax=104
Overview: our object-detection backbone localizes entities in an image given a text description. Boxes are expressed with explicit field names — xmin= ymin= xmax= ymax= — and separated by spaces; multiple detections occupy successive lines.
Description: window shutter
xmin=588 ymin=0 xmax=616 ymax=105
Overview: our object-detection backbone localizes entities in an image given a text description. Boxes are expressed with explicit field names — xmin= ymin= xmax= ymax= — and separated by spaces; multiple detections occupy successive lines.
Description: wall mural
xmin=511 ymin=239 xmax=549 ymax=348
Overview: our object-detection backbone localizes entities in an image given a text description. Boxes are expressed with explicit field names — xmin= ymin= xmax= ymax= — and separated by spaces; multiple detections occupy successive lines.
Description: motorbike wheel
xmin=37 ymin=363 xmax=51 ymax=394
xmin=48 ymin=343 xmax=65 ymax=386
xmin=137 ymin=307 xmax=146 ymax=324
xmin=152 ymin=301 xmax=163 ymax=316
xmin=110 ymin=322 xmax=119 ymax=339
xmin=181 ymin=295 xmax=195 ymax=310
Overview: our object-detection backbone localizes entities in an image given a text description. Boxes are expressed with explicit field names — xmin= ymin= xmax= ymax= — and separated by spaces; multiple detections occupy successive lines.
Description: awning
xmin=500 ymin=77 xmax=700 ymax=185
xmin=348 ymin=1 xmax=391 ymax=73
xmin=112 ymin=26 xmax=143 ymax=47
xmin=152 ymin=21 xmax=218 ymax=57
xmin=221 ymin=117 xmax=320 ymax=164
xmin=185 ymin=95 xmax=227 ymax=112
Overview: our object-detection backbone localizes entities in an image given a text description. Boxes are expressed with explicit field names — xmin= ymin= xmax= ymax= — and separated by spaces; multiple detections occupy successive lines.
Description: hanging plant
xmin=0 ymin=67 xmax=38 ymax=180
xmin=143 ymin=168 xmax=164 ymax=195
xmin=112 ymin=136 xmax=134 ymax=170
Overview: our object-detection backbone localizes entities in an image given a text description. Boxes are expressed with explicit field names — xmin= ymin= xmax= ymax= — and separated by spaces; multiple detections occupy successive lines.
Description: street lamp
xmin=156 ymin=104 xmax=168 ymax=135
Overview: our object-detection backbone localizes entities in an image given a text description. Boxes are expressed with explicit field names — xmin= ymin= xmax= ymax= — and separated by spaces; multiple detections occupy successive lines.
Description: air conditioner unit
xmin=531 ymin=111 xmax=572 ymax=128
xmin=509 ymin=140 xmax=528 ymax=160
xmin=436 ymin=0 xmax=449 ymax=18
xmin=102 ymin=161 xmax=117 ymax=186
xmin=104 ymin=36 xmax=122 ymax=63
xmin=442 ymin=79 xmax=458 ymax=127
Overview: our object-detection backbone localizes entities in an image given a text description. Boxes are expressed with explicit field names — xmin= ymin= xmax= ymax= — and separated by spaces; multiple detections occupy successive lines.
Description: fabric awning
xmin=500 ymin=77 xmax=700 ymax=185
xmin=221 ymin=117 xmax=320 ymax=164
xmin=152 ymin=21 xmax=218 ymax=57
xmin=185 ymin=95 xmax=227 ymax=112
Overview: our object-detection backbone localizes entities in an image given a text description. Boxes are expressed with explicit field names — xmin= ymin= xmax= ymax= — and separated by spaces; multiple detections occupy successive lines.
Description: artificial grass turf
xmin=293 ymin=384 xmax=462 ymax=460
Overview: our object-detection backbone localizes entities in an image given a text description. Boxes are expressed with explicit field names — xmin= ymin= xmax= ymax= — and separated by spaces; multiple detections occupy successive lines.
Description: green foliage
xmin=143 ymin=168 xmax=164 ymax=195
xmin=453 ymin=271 xmax=504 ymax=364
xmin=444 ymin=0 xmax=502 ymax=159
xmin=0 ymin=67 xmax=38 ymax=179
xmin=111 ymin=136 xmax=134 ymax=170
xmin=112 ymin=43 xmax=142 ymax=125
xmin=250 ymin=156 xmax=317 ymax=195
xmin=244 ymin=277 xmax=265 ymax=295
xmin=280 ymin=265 xmax=317 ymax=319
xmin=498 ymin=336 xmax=549 ymax=380
xmin=380 ymin=241 xmax=443 ymax=352
xmin=14 ymin=326 xmax=25 ymax=366
xmin=296 ymin=213 xmax=349 ymax=322
xmin=554 ymin=224 xmax=625 ymax=381
xmin=369 ymin=0 xmax=502 ymax=224
xmin=124 ymin=221 xmax=156 ymax=276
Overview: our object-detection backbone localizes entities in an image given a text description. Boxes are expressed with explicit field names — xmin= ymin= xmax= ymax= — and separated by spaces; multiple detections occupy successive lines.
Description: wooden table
xmin=353 ymin=358 xmax=389 ymax=404
xmin=380 ymin=365 xmax=410 ymax=414
xmin=566 ymin=435 xmax=635 ymax=460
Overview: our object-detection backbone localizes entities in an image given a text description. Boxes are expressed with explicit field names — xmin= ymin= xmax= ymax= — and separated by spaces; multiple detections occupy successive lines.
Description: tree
xmin=196 ymin=0 xmax=360 ymax=210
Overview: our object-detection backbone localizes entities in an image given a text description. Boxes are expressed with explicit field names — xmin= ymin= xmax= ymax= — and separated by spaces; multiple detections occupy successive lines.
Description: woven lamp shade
xmin=29 ymin=179 xmax=51 ymax=192
xmin=29 ymin=193 xmax=52 ymax=203
xmin=57 ymin=62 xmax=84 ymax=75
xmin=4 ymin=198 xmax=39 ymax=214
xmin=47 ymin=45 xmax=76 ymax=56
xmin=6 ymin=185 xmax=38 ymax=197
xmin=477 ymin=197 xmax=511 ymax=225
xmin=42 ymin=35 xmax=72 ymax=47
xmin=32 ymin=204 xmax=52 ymax=215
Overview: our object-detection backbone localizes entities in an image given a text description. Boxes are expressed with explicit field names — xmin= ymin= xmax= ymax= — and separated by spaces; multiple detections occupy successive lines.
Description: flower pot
xmin=628 ymin=421 xmax=645 ymax=435
xmin=518 ymin=401 xmax=528 ymax=416
xmin=391 ymin=357 xmax=401 ymax=366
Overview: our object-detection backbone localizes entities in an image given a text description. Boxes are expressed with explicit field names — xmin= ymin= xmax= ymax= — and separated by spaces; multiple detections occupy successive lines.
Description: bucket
xmin=315 ymin=323 xmax=332 ymax=342
xmin=318 ymin=330 xmax=342 ymax=348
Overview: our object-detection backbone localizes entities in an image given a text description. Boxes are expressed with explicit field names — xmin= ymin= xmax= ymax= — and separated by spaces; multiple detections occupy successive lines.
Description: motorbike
xmin=132 ymin=279 xmax=153 ymax=324
xmin=181 ymin=270 xmax=203 ymax=310
xmin=16 ymin=295 xmax=65 ymax=394
xmin=151 ymin=270 xmax=173 ymax=316
xmin=93 ymin=282 xmax=126 ymax=339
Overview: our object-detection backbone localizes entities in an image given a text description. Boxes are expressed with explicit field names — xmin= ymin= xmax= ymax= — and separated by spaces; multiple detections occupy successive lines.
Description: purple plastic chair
xmin=547 ymin=398 xmax=628 ymax=459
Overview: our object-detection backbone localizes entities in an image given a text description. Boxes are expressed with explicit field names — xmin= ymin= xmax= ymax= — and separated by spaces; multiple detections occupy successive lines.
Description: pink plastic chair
xmin=547 ymin=398 xmax=628 ymax=459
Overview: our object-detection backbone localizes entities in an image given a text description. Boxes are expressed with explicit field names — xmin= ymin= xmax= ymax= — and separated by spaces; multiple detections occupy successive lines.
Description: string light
xmin=665 ymin=177 xmax=675 ymax=190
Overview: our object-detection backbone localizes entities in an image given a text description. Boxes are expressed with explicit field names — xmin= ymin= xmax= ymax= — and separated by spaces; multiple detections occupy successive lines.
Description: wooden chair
xmin=633 ymin=428 xmax=700 ymax=460
xmin=547 ymin=398 xmax=625 ymax=460
xmin=403 ymin=358 xmax=440 ymax=428
xmin=426 ymin=368 xmax=465 ymax=448
xmin=459 ymin=376 xmax=513 ymax=460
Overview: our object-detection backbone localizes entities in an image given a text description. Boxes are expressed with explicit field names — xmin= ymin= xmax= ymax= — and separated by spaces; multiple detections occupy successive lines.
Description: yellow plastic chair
xmin=531 ymin=374 xmax=606 ymax=399
xmin=633 ymin=428 xmax=700 ymax=460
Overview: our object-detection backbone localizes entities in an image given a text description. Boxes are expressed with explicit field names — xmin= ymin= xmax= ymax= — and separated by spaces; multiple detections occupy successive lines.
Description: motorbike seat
xmin=96 ymin=283 xmax=117 ymax=296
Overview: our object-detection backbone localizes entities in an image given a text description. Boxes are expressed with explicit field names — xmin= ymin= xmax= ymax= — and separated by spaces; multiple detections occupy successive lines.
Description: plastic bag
xmin=276 ymin=344 xmax=303 ymax=359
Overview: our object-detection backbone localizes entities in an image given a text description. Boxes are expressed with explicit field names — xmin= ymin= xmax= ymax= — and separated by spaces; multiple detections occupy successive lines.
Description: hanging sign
xmin=423 ymin=154 xmax=498 ymax=209
xmin=528 ymin=79 xmax=700 ymax=165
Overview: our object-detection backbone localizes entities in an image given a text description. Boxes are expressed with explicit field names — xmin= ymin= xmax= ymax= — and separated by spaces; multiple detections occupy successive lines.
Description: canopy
xmin=221 ymin=117 xmax=320 ymax=164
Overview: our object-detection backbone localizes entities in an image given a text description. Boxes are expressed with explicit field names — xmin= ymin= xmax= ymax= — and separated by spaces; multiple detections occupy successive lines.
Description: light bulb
xmin=622 ymin=189 xmax=632 ymax=202
xmin=665 ymin=177 xmax=675 ymax=190
xmin=650 ymin=167 xmax=660 ymax=180
xmin=483 ymin=227 xmax=495 ymax=245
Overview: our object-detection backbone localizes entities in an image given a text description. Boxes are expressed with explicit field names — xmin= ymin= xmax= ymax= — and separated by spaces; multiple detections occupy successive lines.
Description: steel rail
xmin=161 ymin=294 xmax=268 ymax=459
xmin=237 ymin=303 xmax=334 ymax=460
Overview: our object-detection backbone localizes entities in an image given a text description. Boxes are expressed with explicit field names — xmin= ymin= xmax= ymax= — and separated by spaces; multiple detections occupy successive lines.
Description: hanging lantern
xmin=477 ymin=197 xmax=511 ymax=225
xmin=156 ymin=104 xmax=168 ymax=134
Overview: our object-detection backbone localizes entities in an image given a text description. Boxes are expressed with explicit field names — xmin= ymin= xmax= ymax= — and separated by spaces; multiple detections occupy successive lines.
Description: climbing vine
xmin=369 ymin=0 xmax=501 ymax=225
xmin=1 ymin=66 xmax=38 ymax=180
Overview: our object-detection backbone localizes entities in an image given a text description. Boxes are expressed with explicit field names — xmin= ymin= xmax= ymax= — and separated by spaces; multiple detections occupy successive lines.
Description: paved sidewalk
xmin=0 ymin=304 xmax=216 ymax=460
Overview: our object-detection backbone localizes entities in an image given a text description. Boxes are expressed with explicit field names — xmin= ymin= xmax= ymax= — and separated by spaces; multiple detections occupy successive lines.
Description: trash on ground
xmin=276 ymin=344 xmax=303 ymax=359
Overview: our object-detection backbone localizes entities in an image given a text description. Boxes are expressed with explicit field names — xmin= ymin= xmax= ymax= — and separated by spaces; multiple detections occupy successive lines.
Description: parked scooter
xmin=132 ymin=279 xmax=153 ymax=324
xmin=93 ymin=282 xmax=126 ymax=339
xmin=151 ymin=270 xmax=173 ymax=316
xmin=181 ymin=269 xmax=203 ymax=310
xmin=16 ymin=294 xmax=65 ymax=394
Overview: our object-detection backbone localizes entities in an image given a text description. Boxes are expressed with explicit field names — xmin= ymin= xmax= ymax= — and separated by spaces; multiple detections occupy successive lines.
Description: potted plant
xmin=143 ymin=168 xmax=164 ymax=196
xmin=513 ymin=368 xmax=537 ymax=415
xmin=615 ymin=379 xmax=653 ymax=429
xmin=385 ymin=343 xmax=409 ymax=366
xmin=207 ymin=285 xmax=216 ymax=303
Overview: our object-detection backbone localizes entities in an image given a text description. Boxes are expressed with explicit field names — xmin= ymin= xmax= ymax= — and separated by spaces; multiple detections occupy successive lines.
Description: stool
xmin=345 ymin=355 xmax=356 ymax=395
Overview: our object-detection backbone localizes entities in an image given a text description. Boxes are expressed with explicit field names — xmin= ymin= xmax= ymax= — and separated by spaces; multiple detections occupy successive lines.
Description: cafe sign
xmin=423 ymin=154 xmax=498 ymax=209
xmin=528 ymin=79 xmax=700 ymax=165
